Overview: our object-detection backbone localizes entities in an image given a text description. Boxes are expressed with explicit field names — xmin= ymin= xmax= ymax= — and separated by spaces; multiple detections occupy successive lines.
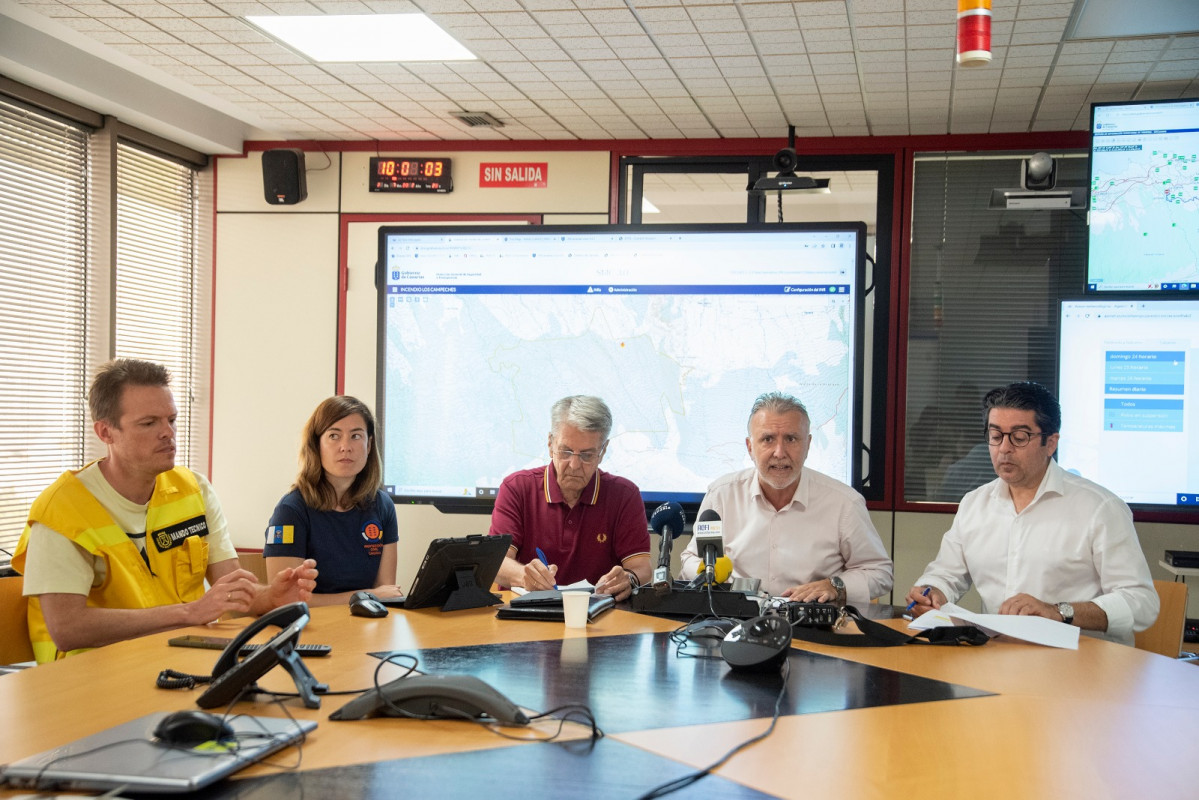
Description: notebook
xmin=0 ymin=712 xmax=316 ymax=794
xmin=495 ymin=590 xmax=616 ymax=622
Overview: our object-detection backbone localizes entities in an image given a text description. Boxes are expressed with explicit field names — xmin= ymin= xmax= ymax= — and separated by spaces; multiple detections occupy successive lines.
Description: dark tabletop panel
xmin=363 ymin=631 xmax=990 ymax=734
xmin=184 ymin=738 xmax=779 ymax=800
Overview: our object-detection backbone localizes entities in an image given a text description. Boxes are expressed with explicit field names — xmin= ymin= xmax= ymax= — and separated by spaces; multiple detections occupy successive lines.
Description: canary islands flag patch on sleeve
xmin=265 ymin=525 xmax=294 ymax=545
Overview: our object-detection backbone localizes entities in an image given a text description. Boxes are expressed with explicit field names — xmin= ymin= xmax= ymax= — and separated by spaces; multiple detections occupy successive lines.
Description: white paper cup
xmin=562 ymin=590 xmax=590 ymax=628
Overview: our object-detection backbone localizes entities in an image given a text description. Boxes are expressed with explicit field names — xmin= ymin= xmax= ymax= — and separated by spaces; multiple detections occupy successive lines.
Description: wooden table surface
xmin=2 ymin=600 xmax=1197 ymax=799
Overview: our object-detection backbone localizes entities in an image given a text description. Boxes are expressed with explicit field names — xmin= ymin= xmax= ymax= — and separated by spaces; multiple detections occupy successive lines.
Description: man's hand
xmin=522 ymin=558 xmax=558 ymax=591
xmin=904 ymin=585 xmax=947 ymax=616
xmin=371 ymin=584 xmax=405 ymax=599
xmin=998 ymin=593 xmax=1057 ymax=619
xmin=595 ymin=565 xmax=635 ymax=601
xmin=196 ymin=568 xmax=261 ymax=621
xmin=781 ymin=579 xmax=837 ymax=603
xmin=252 ymin=558 xmax=317 ymax=615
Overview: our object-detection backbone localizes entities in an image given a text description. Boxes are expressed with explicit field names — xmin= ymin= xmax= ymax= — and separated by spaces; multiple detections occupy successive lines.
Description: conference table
xmin=2 ymin=597 xmax=1198 ymax=799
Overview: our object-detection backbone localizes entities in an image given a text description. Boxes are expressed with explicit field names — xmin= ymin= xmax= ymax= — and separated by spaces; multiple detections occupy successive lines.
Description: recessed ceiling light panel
xmin=247 ymin=14 xmax=476 ymax=63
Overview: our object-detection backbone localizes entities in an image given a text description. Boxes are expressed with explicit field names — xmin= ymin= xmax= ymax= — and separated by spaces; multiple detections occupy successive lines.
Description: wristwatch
xmin=1056 ymin=602 xmax=1074 ymax=625
xmin=829 ymin=575 xmax=847 ymax=607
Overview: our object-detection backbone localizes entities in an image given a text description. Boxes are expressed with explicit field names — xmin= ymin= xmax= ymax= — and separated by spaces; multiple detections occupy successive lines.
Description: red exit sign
xmin=479 ymin=162 xmax=548 ymax=188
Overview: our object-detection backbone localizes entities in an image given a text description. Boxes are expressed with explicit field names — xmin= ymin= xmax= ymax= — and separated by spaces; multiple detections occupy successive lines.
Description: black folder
xmin=495 ymin=590 xmax=616 ymax=622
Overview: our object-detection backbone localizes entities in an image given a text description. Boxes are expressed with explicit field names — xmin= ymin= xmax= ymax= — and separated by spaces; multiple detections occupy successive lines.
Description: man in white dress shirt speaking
xmin=679 ymin=392 xmax=893 ymax=606
xmin=905 ymin=381 xmax=1158 ymax=645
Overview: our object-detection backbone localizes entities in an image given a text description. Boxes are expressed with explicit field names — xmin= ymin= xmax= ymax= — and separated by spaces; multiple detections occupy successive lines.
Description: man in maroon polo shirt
xmin=490 ymin=395 xmax=651 ymax=601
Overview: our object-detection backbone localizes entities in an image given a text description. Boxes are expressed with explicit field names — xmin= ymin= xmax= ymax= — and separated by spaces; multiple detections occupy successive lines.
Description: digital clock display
xmin=369 ymin=157 xmax=453 ymax=193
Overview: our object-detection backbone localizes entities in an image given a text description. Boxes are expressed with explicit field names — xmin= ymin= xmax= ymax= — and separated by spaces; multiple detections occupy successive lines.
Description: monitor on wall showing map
xmin=1087 ymin=97 xmax=1199 ymax=293
xmin=376 ymin=223 xmax=866 ymax=512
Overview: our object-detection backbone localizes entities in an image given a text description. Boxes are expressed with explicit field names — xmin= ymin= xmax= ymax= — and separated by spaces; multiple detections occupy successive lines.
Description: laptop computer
xmin=0 ymin=712 xmax=316 ymax=794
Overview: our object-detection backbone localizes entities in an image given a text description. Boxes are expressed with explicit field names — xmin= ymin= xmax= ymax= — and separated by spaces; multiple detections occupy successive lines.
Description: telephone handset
xmin=209 ymin=601 xmax=308 ymax=680
xmin=196 ymin=602 xmax=328 ymax=709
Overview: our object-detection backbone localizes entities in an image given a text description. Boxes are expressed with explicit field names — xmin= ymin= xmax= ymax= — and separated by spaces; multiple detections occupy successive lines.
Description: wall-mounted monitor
xmin=376 ymin=223 xmax=867 ymax=513
xmin=1057 ymin=298 xmax=1199 ymax=511
xmin=1087 ymin=97 xmax=1199 ymax=293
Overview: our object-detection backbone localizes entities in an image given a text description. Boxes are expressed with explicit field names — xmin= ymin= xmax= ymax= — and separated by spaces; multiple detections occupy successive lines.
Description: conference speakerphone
xmin=1164 ymin=550 xmax=1199 ymax=569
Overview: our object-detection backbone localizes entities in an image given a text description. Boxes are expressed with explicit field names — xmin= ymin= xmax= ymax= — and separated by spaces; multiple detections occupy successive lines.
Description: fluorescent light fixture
xmin=246 ymin=14 xmax=475 ymax=62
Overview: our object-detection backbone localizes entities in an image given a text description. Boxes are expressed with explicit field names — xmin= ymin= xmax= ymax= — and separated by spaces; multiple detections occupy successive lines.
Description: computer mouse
xmin=682 ymin=617 xmax=737 ymax=643
xmin=349 ymin=590 xmax=389 ymax=618
xmin=153 ymin=710 xmax=235 ymax=746
xmin=720 ymin=614 xmax=792 ymax=672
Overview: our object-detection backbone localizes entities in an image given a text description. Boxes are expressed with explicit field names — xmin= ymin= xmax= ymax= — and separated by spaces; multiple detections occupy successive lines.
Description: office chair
xmin=1134 ymin=579 xmax=1188 ymax=659
xmin=0 ymin=574 xmax=35 ymax=670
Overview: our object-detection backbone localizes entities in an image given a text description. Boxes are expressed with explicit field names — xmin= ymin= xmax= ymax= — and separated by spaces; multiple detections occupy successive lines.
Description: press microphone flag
xmin=694 ymin=509 xmax=723 ymax=587
xmin=650 ymin=501 xmax=686 ymax=594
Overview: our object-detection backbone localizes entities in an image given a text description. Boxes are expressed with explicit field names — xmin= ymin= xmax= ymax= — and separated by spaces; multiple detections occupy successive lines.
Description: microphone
xmin=649 ymin=501 xmax=686 ymax=594
xmin=694 ymin=509 xmax=724 ymax=588
xmin=688 ymin=555 xmax=732 ymax=587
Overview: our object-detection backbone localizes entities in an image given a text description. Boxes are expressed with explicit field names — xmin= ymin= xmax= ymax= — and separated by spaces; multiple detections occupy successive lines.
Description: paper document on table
xmin=510 ymin=580 xmax=593 ymax=597
xmin=908 ymin=602 xmax=1080 ymax=649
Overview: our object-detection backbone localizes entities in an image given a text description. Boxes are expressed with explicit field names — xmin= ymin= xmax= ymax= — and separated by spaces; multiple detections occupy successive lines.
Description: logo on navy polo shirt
xmin=362 ymin=521 xmax=383 ymax=542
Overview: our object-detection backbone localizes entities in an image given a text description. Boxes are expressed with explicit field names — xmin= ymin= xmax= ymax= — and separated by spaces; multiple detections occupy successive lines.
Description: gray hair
xmin=550 ymin=395 xmax=613 ymax=441
xmin=747 ymin=392 xmax=809 ymax=434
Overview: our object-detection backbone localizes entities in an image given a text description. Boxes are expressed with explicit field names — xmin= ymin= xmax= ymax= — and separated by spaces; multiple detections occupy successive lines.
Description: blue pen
xmin=905 ymin=586 xmax=931 ymax=613
xmin=534 ymin=547 xmax=558 ymax=590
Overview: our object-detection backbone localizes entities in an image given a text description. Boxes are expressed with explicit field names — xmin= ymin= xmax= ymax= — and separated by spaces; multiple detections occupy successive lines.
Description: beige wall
xmin=212 ymin=147 xmax=1199 ymax=616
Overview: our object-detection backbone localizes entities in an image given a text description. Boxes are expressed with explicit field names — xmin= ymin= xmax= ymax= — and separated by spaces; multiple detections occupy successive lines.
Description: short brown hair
xmin=88 ymin=359 xmax=171 ymax=424
xmin=295 ymin=395 xmax=382 ymax=511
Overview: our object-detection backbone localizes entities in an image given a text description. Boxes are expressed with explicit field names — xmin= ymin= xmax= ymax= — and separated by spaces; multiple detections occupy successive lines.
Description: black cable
xmin=635 ymin=659 xmax=791 ymax=799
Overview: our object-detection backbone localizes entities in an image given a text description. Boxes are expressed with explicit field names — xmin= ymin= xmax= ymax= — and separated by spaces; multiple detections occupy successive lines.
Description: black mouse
xmin=349 ymin=590 xmax=389 ymax=618
xmin=683 ymin=618 xmax=737 ymax=643
xmin=153 ymin=710 xmax=235 ymax=746
xmin=720 ymin=614 xmax=792 ymax=672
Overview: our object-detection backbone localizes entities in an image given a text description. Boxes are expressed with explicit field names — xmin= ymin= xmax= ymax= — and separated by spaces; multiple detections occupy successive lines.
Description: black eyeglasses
xmin=985 ymin=428 xmax=1050 ymax=448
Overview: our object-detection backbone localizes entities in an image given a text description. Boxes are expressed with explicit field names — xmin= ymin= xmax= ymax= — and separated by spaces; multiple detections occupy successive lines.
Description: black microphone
xmin=694 ymin=509 xmax=724 ymax=588
xmin=649 ymin=501 xmax=686 ymax=594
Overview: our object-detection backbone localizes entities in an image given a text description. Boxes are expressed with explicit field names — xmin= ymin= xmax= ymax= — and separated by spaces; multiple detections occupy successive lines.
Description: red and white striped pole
xmin=957 ymin=0 xmax=992 ymax=67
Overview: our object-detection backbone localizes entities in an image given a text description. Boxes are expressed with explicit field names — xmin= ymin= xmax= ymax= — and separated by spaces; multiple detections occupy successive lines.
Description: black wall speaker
xmin=262 ymin=149 xmax=307 ymax=205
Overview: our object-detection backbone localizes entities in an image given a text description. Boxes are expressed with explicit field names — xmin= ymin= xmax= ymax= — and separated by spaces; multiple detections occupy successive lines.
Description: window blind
xmin=0 ymin=98 xmax=90 ymax=568
xmin=904 ymin=153 xmax=1088 ymax=504
xmin=115 ymin=142 xmax=201 ymax=467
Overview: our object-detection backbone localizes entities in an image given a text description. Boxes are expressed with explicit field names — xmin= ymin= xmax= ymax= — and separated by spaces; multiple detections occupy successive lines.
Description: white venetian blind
xmin=0 ymin=98 xmax=90 ymax=569
xmin=115 ymin=142 xmax=201 ymax=468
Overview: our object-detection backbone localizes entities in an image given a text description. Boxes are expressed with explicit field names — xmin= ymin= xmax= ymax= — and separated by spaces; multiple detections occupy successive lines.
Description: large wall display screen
xmin=1058 ymin=298 xmax=1199 ymax=509
xmin=377 ymin=223 xmax=866 ymax=509
xmin=1088 ymin=98 xmax=1199 ymax=292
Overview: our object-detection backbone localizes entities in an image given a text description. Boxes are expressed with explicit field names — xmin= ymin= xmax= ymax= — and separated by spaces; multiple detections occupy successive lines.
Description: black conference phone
xmin=330 ymin=674 xmax=530 ymax=726
xmin=195 ymin=602 xmax=328 ymax=709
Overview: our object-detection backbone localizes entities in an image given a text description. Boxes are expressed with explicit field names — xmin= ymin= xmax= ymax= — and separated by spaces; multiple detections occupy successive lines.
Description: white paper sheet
xmin=907 ymin=602 xmax=1080 ymax=649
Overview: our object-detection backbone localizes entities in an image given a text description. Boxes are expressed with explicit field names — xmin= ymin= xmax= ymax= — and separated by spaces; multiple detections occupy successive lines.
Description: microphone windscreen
xmin=649 ymin=501 xmax=686 ymax=537
xmin=713 ymin=555 xmax=733 ymax=584
xmin=697 ymin=508 xmax=721 ymax=523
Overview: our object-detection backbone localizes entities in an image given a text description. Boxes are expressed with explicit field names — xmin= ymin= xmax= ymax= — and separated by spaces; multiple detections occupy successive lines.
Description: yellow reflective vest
xmin=13 ymin=465 xmax=211 ymax=663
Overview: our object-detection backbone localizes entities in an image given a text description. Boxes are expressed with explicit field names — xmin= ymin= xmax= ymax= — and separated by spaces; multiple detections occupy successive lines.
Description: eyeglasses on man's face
xmin=985 ymin=427 xmax=1050 ymax=448
xmin=553 ymin=447 xmax=603 ymax=464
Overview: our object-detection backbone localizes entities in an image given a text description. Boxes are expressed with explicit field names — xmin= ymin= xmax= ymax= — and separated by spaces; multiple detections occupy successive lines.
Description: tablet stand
xmin=442 ymin=568 xmax=503 ymax=612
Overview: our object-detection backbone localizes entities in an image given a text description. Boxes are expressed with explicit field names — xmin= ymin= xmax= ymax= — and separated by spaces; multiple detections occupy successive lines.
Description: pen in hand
xmin=905 ymin=586 xmax=932 ymax=615
xmin=535 ymin=547 xmax=558 ymax=590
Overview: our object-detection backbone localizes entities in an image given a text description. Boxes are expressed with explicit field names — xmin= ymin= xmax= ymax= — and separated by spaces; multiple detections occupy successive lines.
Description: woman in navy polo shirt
xmin=264 ymin=396 xmax=402 ymax=605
